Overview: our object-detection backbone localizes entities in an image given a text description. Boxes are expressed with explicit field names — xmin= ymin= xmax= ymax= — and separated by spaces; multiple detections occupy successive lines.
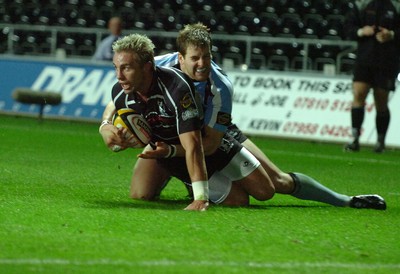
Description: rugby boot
xmin=350 ymin=194 xmax=386 ymax=210
xmin=373 ymin=142 xmax=385 ymax=153
xmin=344 ymin=141 xmax=360 ymax=152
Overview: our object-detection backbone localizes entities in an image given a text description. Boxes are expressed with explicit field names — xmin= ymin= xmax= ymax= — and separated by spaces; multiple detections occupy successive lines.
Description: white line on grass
xmin=1 ymin=259 xmax=399 ymax=270
xmin=268 ymin=149 xmax=399 ymax=166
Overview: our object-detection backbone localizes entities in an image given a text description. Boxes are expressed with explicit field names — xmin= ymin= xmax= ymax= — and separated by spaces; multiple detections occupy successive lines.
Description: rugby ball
xmin=112 ymin=108 xmax=152 ymax=148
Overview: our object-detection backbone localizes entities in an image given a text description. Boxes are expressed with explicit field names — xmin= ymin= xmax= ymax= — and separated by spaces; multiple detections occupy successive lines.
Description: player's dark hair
xmin=176 ymin=23 xmax=211 ymax=56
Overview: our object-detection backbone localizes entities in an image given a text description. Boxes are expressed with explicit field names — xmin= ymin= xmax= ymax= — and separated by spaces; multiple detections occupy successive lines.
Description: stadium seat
xmin=76 ymin=5 xmax=98 ymax=28
xmin=211 ymin=51 xmax=222 ymax=64
xmin=196 ymin=9 xmax=216 ymax=29
xmin=134 ymin=7 xmax=156 ymax=30
xmin=251 ymin=42 xmax=272 ymax=57
xmin=311 ymin=0 xmax=333 ymax=17
xmin=250 ymin=52 xmax=267 ymax=70
xmin=336 ymin=0 xmax=354 ymax=15
xmin=291 ymin=55 xmax=313 ymax=71
xmin=77 ymin=45 xmax=95 ymax=56
xmin=76 ymin=33 xmax=96 ymax=48
xmin=303 ymin=14 xmax=322 ymax=36
xmin=257 ymin=12 xmax=280 ymax=36
xmin=118 ymin=6 xmax=136 ymax=29
xmin=278 ymin=14 xmax=304 ymax=37
xmin=211 ymin=40 xmax=230 ymax=55
xmin=236 ymin=11 xmax=260 ymax=35
xmin=308 ymin=43 xmax=325 ymax=60
xmin=16 ymin=40 xmax=38 ymax=55
xmin=151 ymin=36 xmax=176 ymax=56
xmin=265 ymin=0 xmax=289 ymax=15
xmin=174 ymin=9 xmax=196 ymax=30
xmin=326 ymin=15 xmax=346 ymax=39
xmin=97 ymin=6 xmax=115 ymax=24
xmin=38 ymin=42 xmax=52 ymax=55
xmin=287 ymin=0 xmax=312 ymax=16
xmin=339 ymin=52 xmax=357 ymax=74
xmin=214 ymin=10 xmax=238 ymax=34
xmin=0 ymin=4 xmax=7 ymax=22
xmin=267 ymin=55 xmax=290 ymax=71
xmin=227 ymin=41 xmax=247 ymax=56
xmin=4 ymin=2 xmax=24 ymax=24
xmin=20 ymin=3 xmax=40 ymax=24
xmin=56 ymin=4 xmax=81 ymax=26
xmin=307 ymin=19 xmax=330 ymax=39
xmin=11 ymin=30 xmax=51 ymax=55
xmin=0 ymin=28 xmax=7 ymax=53
xmin=223 ymin=52 xmax=244 ymax=68
xmin=154 ymin=7 xmax=175 ymax=31
xmin=34 ymin=31 xmax=53 ymax=44
xmin=56 ymin=33 xmax=78 ymax=56
xmin=314 ymin=57 xmax=335 ymax=71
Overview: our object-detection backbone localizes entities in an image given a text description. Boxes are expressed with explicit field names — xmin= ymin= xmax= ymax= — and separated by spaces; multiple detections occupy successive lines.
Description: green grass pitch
xmin=0 ymin=114 xmax=399 ymax=274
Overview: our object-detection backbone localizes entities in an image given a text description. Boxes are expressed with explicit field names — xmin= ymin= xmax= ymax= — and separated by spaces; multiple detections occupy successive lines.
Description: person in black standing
xmin=344 ymin=0 xmax=400 ymax=153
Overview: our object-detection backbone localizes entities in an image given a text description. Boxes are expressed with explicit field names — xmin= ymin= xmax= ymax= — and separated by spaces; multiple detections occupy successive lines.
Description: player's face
xmin=113 ymin=51 xmax=146 ymax=94
xmin=179 ymin=45 xmax=211 ymax=82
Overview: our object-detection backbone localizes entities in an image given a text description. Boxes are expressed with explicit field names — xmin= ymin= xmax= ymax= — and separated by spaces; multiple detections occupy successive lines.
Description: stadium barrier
xmin=1 ymin=55 xmax=399 ymax=148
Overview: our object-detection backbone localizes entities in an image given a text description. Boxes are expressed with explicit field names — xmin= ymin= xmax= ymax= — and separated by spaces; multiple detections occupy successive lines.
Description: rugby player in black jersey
xmin=99 ymin=33 xmax=276 ymax=210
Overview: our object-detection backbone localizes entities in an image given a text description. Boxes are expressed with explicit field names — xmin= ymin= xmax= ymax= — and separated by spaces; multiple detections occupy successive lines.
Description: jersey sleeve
xmin=202 ymin=64 xmax=233 ymax=133
xmin=163 ymin=68 xmax=203 ymax=136
xmin=154 ymin=52 xmax=179 ymax=67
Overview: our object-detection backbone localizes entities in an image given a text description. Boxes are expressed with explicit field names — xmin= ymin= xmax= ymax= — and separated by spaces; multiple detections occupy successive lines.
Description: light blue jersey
xmin=155 ymin=52 xmax=233 ymax=133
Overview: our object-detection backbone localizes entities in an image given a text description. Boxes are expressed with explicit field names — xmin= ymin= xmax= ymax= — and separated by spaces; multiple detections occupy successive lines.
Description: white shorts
xmin=208 ymin=147 xmax=260 ymax=204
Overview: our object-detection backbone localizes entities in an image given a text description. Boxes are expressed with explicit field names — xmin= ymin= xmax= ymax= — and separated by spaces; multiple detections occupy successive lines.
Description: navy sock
xmin=351 ymin=106 xmax=365 ymax=142
xmin=376 ymin=110 xmax=390 ymax=144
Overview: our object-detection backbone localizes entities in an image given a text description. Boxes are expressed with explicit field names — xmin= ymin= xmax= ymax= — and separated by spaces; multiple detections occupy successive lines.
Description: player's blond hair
xmin=176 ymin=22 xmax=211 ymax=56
xmin=112 ymin=34 xmax=155 ymax=66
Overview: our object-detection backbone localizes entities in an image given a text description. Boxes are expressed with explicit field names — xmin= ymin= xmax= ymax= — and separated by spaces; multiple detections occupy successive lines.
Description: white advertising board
xmin=228 ymin=70 xmax=400 ymax=148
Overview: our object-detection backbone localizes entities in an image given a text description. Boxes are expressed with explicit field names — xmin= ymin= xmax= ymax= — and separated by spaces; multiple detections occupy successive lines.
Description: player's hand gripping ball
xmin=112 ymin=108 xmax=152 ymax=148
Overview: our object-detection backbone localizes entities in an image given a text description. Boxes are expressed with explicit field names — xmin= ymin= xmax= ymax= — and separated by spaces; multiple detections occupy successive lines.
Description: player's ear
xmin=144 ymin=61 xmax=154 ymax=72
xmin=178 ymin=52 xmax=185 ymax=64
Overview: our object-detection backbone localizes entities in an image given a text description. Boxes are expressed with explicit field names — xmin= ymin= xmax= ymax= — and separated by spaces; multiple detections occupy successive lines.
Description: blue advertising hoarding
xmin=0 ymin=57 xmax=116 ymax=121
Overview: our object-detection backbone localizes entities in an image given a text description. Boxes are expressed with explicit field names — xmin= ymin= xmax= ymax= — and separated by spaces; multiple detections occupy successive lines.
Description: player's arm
xmin=138 ymin=125 xmax=223 ymax=159
xmin=178 ymin=130 xmax=209 ymax=211
xmin=102 ymin=100 xmax=116 ymax=121
xmin=98 ymin=100 xmax=133 ymax=151
xmin=202 ymin=125 xmax=225 ymax=155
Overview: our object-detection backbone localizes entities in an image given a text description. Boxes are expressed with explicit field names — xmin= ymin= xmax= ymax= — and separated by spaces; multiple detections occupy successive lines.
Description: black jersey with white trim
xmin=111 ymin=66 xmax=203 ymax=144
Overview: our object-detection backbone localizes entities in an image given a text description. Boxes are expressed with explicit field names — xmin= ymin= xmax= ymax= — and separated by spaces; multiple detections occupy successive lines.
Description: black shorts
xmin=353 ymin=63 xmax=398 ymax=91
xmin=226 ymin=124 xmax=248 ymax=143
xmin=157 ymin=134 xmax=243 ymax=183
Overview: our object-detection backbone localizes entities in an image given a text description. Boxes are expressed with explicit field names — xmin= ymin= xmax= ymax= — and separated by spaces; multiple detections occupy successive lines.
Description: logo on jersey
xmin=216 ymin=112 xmax=232 ymax=126
xmin=180 ymin=93 xmax=194 ymax=108
xmin=157 ymin=101 xmax=169 ymax=116
xmin=219 ymin=137 xmax=234 ymax=153
xmin=182 ymin=108 xmax=199 ymax=121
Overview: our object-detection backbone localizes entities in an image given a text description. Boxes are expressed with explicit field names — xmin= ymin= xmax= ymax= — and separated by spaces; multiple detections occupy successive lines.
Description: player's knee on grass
xmin=221 ymin=183 xmax=250 ymax=206
xmin=250 ymin=187 xmax=275 ymax=201
xmin=130 ymin=187 xmax=158 ymax=201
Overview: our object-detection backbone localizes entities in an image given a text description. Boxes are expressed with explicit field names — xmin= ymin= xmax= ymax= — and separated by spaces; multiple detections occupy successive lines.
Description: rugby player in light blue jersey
xmin=151 ymin=23 xmax=386 ymax=210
